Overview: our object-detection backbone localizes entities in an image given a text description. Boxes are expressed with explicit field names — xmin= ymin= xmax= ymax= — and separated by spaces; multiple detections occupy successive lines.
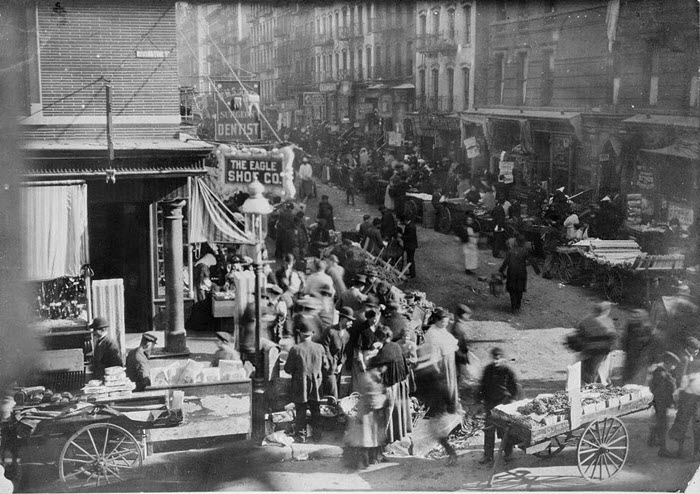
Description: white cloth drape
xmin=189 ymin=178 xmax=254 ymax=245
xmin=21 ymin=182 xmax=88 ymax=281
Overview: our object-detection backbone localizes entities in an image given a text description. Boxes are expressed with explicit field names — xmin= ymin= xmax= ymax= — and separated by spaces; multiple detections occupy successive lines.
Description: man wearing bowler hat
xmin=126 ymin=333 xmax=158 ymax=392
xmin=211 ymin=332 xmax=240 ymax=367
xmin=284 ymin=319 xmax=330 ymax=443
xmin=90 ymin=316 xmax=123 ymax=381
xmin=321 ymin=307 xmax=354 ymax=399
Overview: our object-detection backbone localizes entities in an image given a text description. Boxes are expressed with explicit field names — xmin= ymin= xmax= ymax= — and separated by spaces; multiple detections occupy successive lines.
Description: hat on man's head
xmin=685 ymin=336 xmax=700 ymax=352
xmin=265 ymin=284 xmax=283 ymax=296
xmin=297 ymin=318 xmax=315 ymax=336
xmin=663 ymin=351 xmax=681 ymax=366
xmin=141 ymin=332 xmax=158 ymax=344
xmin=378 ymin=280 xmax=392 ymax=292
xmin=385 ymin=302 xmax=401 ymax=312
xmin=364 ymin=295 xmax=380 ymax=308
xmin=338 ymin=306 xmax=355 ymax=321
xmin=354 ymin=274 xmax=368 ymax=285
xmin=329 ymin=254 xmax=339 ymax=263
xmin=89 ymin=317 xmax=110 ymax=329
xmin=216 ymin=331 xmax=232 ymax=343
xmin=491 ymin=347 xmax=504 ymax=358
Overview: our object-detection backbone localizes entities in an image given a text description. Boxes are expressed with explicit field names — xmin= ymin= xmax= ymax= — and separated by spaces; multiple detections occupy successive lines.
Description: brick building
xmin=16 ymin=0 xmax=213 ymax=338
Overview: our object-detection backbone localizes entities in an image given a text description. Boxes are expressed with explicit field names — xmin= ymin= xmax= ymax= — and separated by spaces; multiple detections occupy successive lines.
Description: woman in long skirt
xmin=344 ymin=368 xmax=387 ymax=469
xmin=372 ymin=327 xmax=412 ymax=445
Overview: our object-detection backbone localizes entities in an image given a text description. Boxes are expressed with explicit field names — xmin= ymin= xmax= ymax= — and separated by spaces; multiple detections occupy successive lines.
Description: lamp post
xmin=240 ymin=179 xmax=273 ymax=439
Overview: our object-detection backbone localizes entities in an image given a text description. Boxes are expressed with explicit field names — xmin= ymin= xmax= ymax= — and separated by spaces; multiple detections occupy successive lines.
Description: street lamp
xmin=240 ymin=179 xmax=273 ymax=439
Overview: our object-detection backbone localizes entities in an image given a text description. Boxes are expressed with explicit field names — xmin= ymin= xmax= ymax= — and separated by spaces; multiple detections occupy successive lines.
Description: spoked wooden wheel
xmin=576 ymin=417 xmax=628 ymax=482
xmin=543 ymin=253 xmax=557 ymax=278
xmin=404 ymin=199 xmax=419 ymax=220
xmin=534 ymin=435 xmax=568 ymax=458
xmin=603 ymin=267 xmax=624 ymax=303
xmin=557 ymin=252 xmax=575 ymax=283
xmin=438 ymin=207 xmax=452 ymax=233
xmin=59 ymin=423 xmax=143 ymax=489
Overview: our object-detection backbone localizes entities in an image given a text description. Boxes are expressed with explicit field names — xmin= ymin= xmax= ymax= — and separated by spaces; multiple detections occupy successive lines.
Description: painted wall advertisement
xmin=215 ymin=80 xmax=262 ymax=141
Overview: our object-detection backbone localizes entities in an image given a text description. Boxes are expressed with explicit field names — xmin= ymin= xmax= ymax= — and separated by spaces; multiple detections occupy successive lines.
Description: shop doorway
xmin=89 ymin=202 xmax=151 ymax=332
xmin=599 ymin=141 xmax=620 ymax=198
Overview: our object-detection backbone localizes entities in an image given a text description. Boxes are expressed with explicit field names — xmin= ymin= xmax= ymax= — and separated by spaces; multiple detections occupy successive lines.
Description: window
xmin=366 ymin=47 xmax=372 ymax=78
xmin=516 ymin=52 xmax=528 ymax=105
xmin=463 ymin=5 xmax=472 ymax=43
xmin=447 ymin=9 xmax=455 ymax=40
xmin=349 ymin=51 xmax=354 ymax=77
xmin=432 ymin=9 xmax=440 ymax=33
xmin=419 ymin=69 xmax=426 ymax=107
xmin=541 ymin=49 xmax=554 ymax=105
xmin=358 ymin=48 xmax=363 ymax=78
xmin=447 ymin=68 xmax=454 ymax=111
xmin=496 ymin=0 xmax=507 ymax=21
xmin=462 ymin=67 xmax=470 ymax=109
xmin=375 ymin=45 xmax=381 ymax=76
xmin=494 ymin=53 xmax=505 ymax=104
xmin=358 ymin=5 xmax=363 ymax=34
xmin=419 ymin=14 xmax=427 ymax=36
xmin=335 ymin=12 xmax=340 ymax=35
xmin=432 ymin=68 xmax=439 ymax=109
xmin=335 ymin=52 xmax=340 ymax=78
xmin=343 ymin=50 xmax=348 ymax=73
xmin=407 ymin=41 xmax=414 ymax=75
xmin=645 ymin=41 xmax=660 ymax=105
xmin=395 ymin=44 xmax=402 ymax=76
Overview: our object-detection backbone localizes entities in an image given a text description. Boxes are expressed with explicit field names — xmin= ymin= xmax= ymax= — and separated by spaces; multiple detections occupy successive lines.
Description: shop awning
xmin=459 ymin=107 xmax=582 ymax=139
xmin=622 ymin=114 xmax=700 ymax=130
xmin=392 ymin=83 xmax=415 ymax=90
xmin=458 ymin=112 xmax=487 ymax=125
xmin=366 ymin=84 xmax=387 ymax=90
xmin=20 ymin=180 xmax=89 ymax=281
xmin=189 ymin=178 xmax=255 ymax=245
xmin=641 ymin=137 xmax=700 ymax=161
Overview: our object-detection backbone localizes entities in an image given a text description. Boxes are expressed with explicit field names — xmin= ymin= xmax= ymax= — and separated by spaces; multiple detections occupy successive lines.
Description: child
xmin=649 ymin=351 xmax=679 ymax=457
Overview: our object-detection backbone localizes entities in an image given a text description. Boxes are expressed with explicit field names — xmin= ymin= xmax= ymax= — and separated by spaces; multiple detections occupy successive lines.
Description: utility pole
xmin=105 ymin=82 xmax=114 ymax=165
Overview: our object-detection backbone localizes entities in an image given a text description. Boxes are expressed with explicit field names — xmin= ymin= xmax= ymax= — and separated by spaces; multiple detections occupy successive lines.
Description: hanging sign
xmin=499 ymin=161 xmax=514 ymax=184
xmin=464 ymin=137 xmax=480 ymax=158
xmin=225 ymin=156 xmax=283 ymax=186
xmin=636 ymin=164 xmax=655 ymax=190
xmin=302 ymin=92 xmax=325 ymax=107
xmin=668 ymin=201 xmax=694 ymax=229
xmin=215 ymin=80 xmax=262 ymax=141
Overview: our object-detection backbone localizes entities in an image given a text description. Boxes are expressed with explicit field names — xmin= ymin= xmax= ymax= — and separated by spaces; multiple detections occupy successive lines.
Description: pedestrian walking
xmin=649 ymin=351 xmax=679 ymax=457
xmin=344 ymin=367 xmax=387 ymax=469
xmin=621 ymin=309 xmax=654 ymax=384
xmin=321 ymin=307 xmax=353 ymax=399
xmin=350 ymin=308 xmax=382 ymax=393
xmin=570 ymin=302 xmax=618 ymax=385
xmin=498 ymin=234 xmax=540 ymax=312
xmin=491 ymin=200 xmax=508 ymax=258
xmin=284 ymin=320 xmax=330 ymax=443
xmin=451 ymin=304 xmax=476 ymax=385
xmin=316 ymin=195 xmax=335 ymax=231
xmin=298 ymin=157 xmax=314 ymax=201
xmin=401 ymin=213 xmax=418 ymax=278
xmin=457 ymin=216 xmax=479 ymax=275
xmin=478 ymin=347 xmax=520 ymax=464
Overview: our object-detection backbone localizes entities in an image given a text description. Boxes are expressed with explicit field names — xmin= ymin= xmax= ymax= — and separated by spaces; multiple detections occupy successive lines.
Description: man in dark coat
xmin=321 ymin=307 xmax=354 ymax=399
xmin=402 ymin=214 xmax=418 ymax=278
xmin=316 ymin=195 xmax=335 ymax=230
xmin=284 ymin=320 xmax=330 ymax=442
xmin=366 ymin=218 xmax=384 ymax=256
xmin=125 ymin=333 xmax=157 ymax=391
xmin=382 ymin=302 xmax=407 ymax=342
xmin=491 ymin=200 xmax=507 ymax=258
xmin=358 ymin=214 xmax=372 ymax=246
xmin=478 ymin=347 xmax=519 ymax=463
xmin=499 ymin=235 xmax=540 ymax=311
xmin=90 ymin=317 xmax=123 ymax=381
xmin=380 ymin=206 xmax=397 ymax=240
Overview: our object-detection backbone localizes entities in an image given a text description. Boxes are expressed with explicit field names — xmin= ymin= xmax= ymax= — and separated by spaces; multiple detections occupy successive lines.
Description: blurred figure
xmin=316 ymin=195 xmax=335 ymax=230
xmin=298 ymin=157 xmax=314 ymax=201
xmin=309 ymin=218 xmax=331 ymax=257
xmin=285 ymin=321 xmax=330 ymax=443
xmin=499 ymin=234 xmax=540 ymax=312
xmin=372 ymin=326 xmax=412 ymax=445
xmin=478 ymin=347 xmax=519 ymax=464
xmin=401 ymin=213 xmax=418 ymax=279
xmin=304 ymin=259 xmax=334 ymax=298
xmin=621 ymin=309 xmax=654 ymax=384
xmin=451 ymin=304 xmax=476 ymax=386
xmin=275 ymin=253 xmax=305 ymax=295
xmin=465 ymin=185 xmax=481 ymax=205
xmin=350 ymin=308 xmax=382 ymax=393
xmin=321 ymin=307 xmax=354 ymax=399
xmin=649 ymin=351 xmax=679 ymax=457
xmin=575 ymin=302 xmax=618 ymax=384
xmin=326 ymin=255 xmax=346 ymax=300
xmin=457 ymin=216 xmax=479 ymax=275
xmin=344 ymin=367 xmax=387 ymax=469
xmin=211 ymin=331 xmax=240 ymax=367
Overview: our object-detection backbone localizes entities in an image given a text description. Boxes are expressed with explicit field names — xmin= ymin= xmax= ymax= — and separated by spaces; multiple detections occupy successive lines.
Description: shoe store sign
xmin=225 ymin=156 xmax=283 ymax=185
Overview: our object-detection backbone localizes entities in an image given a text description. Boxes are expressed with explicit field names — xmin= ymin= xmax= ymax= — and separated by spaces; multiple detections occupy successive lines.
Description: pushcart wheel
xmin=438 ymin=207 xmax=452 ymax=233
xmin=558 ymin=252 xmax=575 ymax=283
xmin=404 ymin=199 xmax=419 ymax=220
xmin=603 ymin=268 xmax=624 ymax=303
xmin=577 ymin=417 xmax=628 ymax=482
xmin=534 ymin=435 xmax=567 ymax=458
xmin=59 ymin=423 xmax=143 ymax=489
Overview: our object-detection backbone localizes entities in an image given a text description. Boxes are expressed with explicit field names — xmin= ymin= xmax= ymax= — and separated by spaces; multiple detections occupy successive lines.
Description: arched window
xmin=432 ymin=9 xmax=440 ymax=34
xmin=447 ymin=9 xmax=455 ymax=39
xmin=419 ymin=14 xmax=427 ymax=35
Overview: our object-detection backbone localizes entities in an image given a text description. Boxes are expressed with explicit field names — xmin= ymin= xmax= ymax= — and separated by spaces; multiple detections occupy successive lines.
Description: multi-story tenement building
xmin=17 ymin=0 xmax=213 ymax=337
xmin=459 ymin=0 xmax=699 ymax=229
xmin=410 ymin=1 xmax=477 ymax=160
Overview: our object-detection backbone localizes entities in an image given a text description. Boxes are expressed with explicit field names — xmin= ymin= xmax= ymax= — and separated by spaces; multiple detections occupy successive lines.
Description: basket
xmin=338 ymin=392 xmax=361 ymax=418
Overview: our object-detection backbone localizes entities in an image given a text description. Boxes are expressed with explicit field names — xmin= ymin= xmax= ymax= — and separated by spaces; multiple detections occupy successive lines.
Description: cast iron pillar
xmin=162 ymin=200 xmax=189 ymax=354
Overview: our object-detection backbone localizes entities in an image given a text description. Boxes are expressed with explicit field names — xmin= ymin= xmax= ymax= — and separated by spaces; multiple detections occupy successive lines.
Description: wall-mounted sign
xmin=302 ymin=92 xmax=325 ymax=107
xmin=636 ymin=164 xmax=655 ymax=190
xmin=499 ymin=161 xmax=514 ymax=184
xmin=599 ymin=154 xmax=610 ymax=162
xmin=667 ymin=201 xmax=694 ymax=229
xmin=320 ymin=83 xmax=337 ymax=92
xmin=215 ymin=80 xmax=261 ymax=141
xmin=225 ymin=157 xmax=282 ymax=186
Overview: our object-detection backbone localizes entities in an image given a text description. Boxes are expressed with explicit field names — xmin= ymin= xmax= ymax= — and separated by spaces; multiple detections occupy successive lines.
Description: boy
xmin=649 ymin=351 xmax=679 ymax=457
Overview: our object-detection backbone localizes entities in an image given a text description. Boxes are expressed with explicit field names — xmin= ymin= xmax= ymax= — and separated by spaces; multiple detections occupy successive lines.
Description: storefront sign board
xmin=667 ymin=201 xmax=694 ymax=229
xmin=636 ymin=164 xmax=655 ymax=190
xmin=499 ymin=161 xmax=514 ymax=184
xmin=225 ymin=157 xmax=283 ymax=186
xmin=302 ymin=92 xmax=325 ymax=107
xmin=215 ymin=80 xmax=262 ymax=141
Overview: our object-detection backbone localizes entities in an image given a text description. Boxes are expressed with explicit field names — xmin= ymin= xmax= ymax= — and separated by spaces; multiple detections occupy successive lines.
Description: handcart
xmin=489 ymin=386 xmax=653 ymax=485
xmin=1 ymin=390 xmax=183 ymax=489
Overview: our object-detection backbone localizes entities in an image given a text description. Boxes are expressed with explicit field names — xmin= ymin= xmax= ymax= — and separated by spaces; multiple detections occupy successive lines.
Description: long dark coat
xmin=499 ymin=245 xmax=540 ymax=295
xmin=284 ymin=339 xmax=329 ymax=403
xmin=92 ymin=336 xmax=123 ymax=380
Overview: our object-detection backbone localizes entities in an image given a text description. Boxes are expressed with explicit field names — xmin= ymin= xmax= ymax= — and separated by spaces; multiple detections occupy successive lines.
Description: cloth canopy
xmin=641 ymin=138 xmax=700 ymax=161
xmin=21 ymin=181 xmax=88 ymax=281
xmin=189 ymin=178 xmax=254 ymax=245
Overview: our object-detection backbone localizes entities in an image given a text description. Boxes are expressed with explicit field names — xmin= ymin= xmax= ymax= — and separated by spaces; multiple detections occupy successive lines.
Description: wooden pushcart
xmin=1 ymin=391 xmax=183 ymax=490
xmin=489 ymin=388 xmax=653 ymax=485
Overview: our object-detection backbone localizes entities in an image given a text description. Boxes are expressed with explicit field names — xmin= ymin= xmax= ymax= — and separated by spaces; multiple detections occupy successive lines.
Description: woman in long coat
xmin=457 ymin=216 xmax=479 ymax=274
xmin=372 ymin=327 xmax=412 ymax=445
xmin=499 ymin=234 xmax=540 ymax=312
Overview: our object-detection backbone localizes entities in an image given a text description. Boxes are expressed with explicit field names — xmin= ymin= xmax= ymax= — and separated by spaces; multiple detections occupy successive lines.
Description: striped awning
xmin=188 ymin=178 xmax=254 ymax=245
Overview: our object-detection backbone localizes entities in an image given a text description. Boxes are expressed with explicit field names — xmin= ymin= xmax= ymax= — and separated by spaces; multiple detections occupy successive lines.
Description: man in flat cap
xmin=284 ymin=319 xmax=330 ymax=443
xmin=211 ymin=332 xmax=240 ymax=367
xmin=90 ymin=316 xmax=123 ymax=381
xmin=126 ymin=333 xmax=158 ymax=392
